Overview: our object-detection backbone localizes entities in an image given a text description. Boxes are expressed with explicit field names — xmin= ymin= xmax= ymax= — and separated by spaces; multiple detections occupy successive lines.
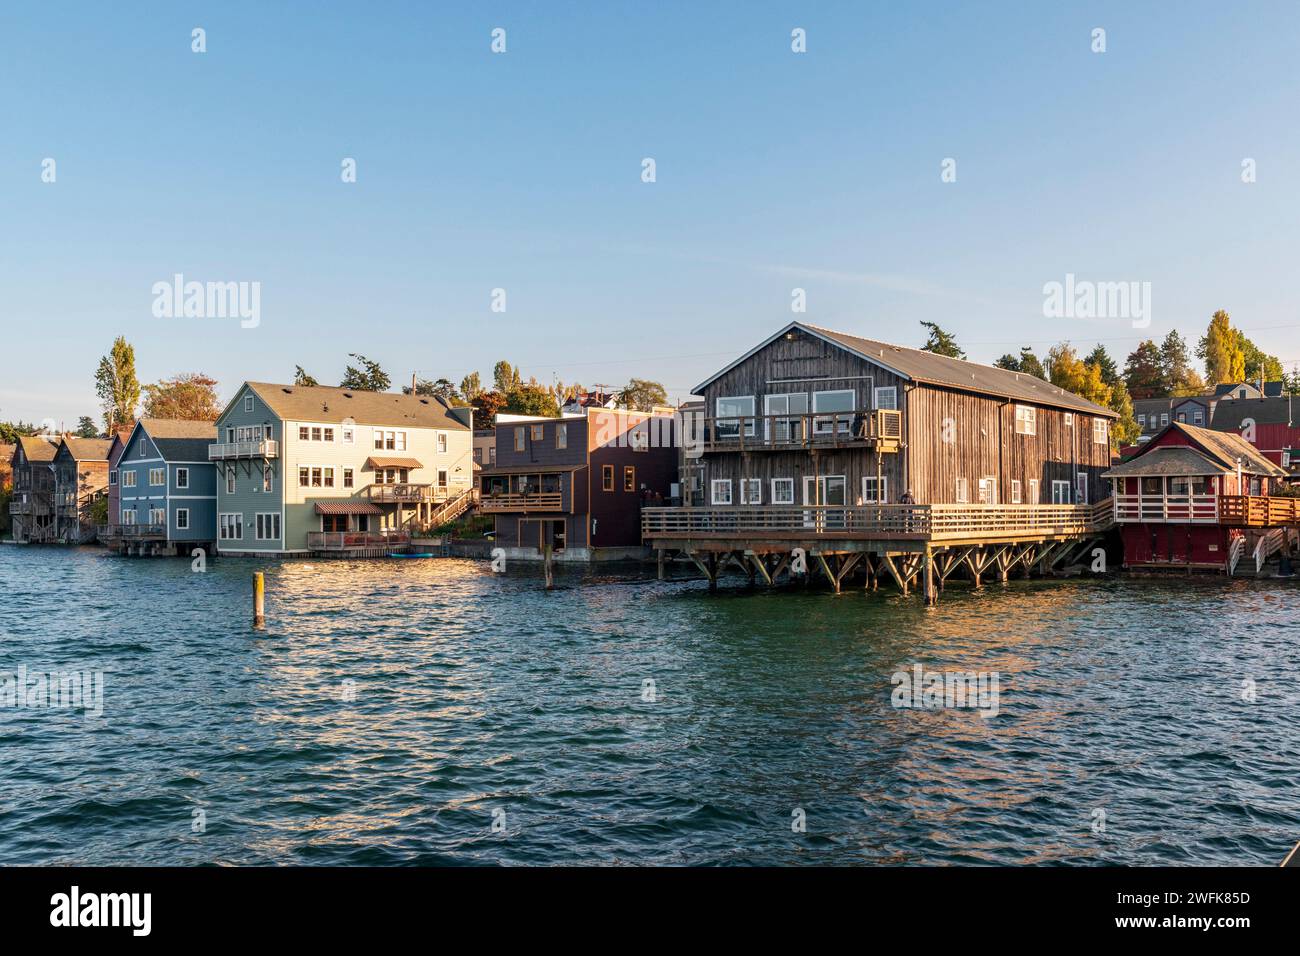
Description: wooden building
xmin=480 ymin=407 xmax=676 ymax=562
xmin=1104 ymin=421 xmax=1292 ymax=574
xmin=645 ymin=322 xmax=1120 ymax=599
xmin=50 ymin=437 xmax=114 ymax=543
xmin=8 ymin=435 xmax=59 ymax=543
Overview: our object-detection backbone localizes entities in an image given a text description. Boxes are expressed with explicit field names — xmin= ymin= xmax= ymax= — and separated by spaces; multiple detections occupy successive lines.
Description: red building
xmin=1104 ymin=422 xmax=1289 ymax=572
xmin=1210 ymin=395 xmax=1300 ymax=481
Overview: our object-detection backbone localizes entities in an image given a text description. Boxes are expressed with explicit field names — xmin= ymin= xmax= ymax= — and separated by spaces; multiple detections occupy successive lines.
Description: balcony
xmin=98 ymin=524 xmax=167 ymax=540
xmin=643 ymin=501 xmax=1107 ymax=543
xmin=307 ymin=530 xmax=411 ymax=551
xmin=364 ymin=483 xmax=456 ymax=504
xmin=209 ymin=440 xmax=279 ymax=460
xmin=687 ymin=408 xmax=902 ymax=454
xmin=8 ymin=497 xmax=51 ymax=516
xmin=479 ymin=491 xmax=565 ymax=513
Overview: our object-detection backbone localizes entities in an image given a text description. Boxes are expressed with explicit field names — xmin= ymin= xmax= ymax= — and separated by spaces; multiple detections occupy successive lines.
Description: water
xmin=1 ymin=545 xmax=1298 ymax=866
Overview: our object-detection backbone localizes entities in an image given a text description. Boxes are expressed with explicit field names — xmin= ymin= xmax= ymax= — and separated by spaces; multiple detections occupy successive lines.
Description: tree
xmin=919 ymin=321 xmax=966 ymax=359
xmin=1085 ymin=345 xmax=1120 ymax=388
xmin=0 ymin=419 xmax=39 ymax=445
xmin=1123 ymin=340 xmax=1164 ymax=399
xmin=1105 ymin=384 xmax=1141 ymax=449
xmin=340 ymin=354 xmax=391 ymax=392
xmin=1154 ymin=330 xmax=1206 ymax=396
xmin=618 ymin=378 xmax=669 ymax=411
xmin=995 ymin=347 xmax=1046 ymax=379
xmin=1053 ymin=343 xmax=1137 ymax=451
xmin=142 ymin=373 xmax=222 ymax=421
xmin=471 ymin=390 xmax=508 ymax=430
xmin=94 ymin=336 xmax=140 ymax=433
xmin=1235 ymin=330 xmax=1284 ymax=383
xmin=994 ymin=354 xmax=1020 ymax=371
xmin=404 ymin=377 xmax=465 ymax=403
xmin=293 ymin=366 xmax=319 ymax=387
xmin=493 ymin=361 xmax=521 ymax=394
xmin=75 ymin=416 xmax=99 ymax=438
xmin=1197 ymin=310 xmax=1246 ymax=384
xmin=505 ymin=380 xmax=560 ymax=417
xmin=459 ymin=372 xmax=482 ymax=403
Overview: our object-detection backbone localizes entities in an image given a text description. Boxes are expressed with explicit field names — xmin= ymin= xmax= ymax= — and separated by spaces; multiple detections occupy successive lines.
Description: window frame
xmin=771 ymin=477 xmax=795 ymax=504
xmin=1093 ymin=417 xmax=1108 ymax=445
xmin=715 ymin=395 xmax=756 ymax=439
xmin=812 ymin=389 xmax=855 ymax=435
xmin=623 ymin=465 xmax=636 ymax=492
xmin=955 ymin=477 xmax=969 ymax=503
xmin=601 ymin=465 xmax=614 ymax=491
xmin=739 ymin=478 xmax=761 ymax=504
xmin=556 ymin=424 xmax=567 ymax=449
xmin=1014 ymin=404 xmax=1036 ymax=436
xmin=710 ymin=478 xmax=733 ymax=505
xmin=175 ymin=467 xmax=189 ymax=489
xmin=1011 ymin=479 xmax=1022 ymax=504
xmin=226 ymin=471 xmax=236 ymax=494
xmin=175 ymin=508 xmax=189 ymax=530
xmin=861 ymin=475 xmax=888 ymax=503
xmin=514 ymin=427 xmax=526 ymax=451
xmin=244 ymin=395 xmax=254 ymax=413
xmin=873 ymin=386 xmax=897 ymax=411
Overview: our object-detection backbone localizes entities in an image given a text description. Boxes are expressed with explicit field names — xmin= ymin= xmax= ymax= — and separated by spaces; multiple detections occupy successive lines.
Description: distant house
xmin=560 ymin=389 xmax=620 ymax=415
xmin=103 ymin=419 xmax=218 ymax=556
xmin=51 ymin=437 xmax=114 ymax=543
xmin=105 ymin=427 xmax=132 ymax=538
xmin=213 ymin=382 xmax=474 ymax=556
xmin=480 ymin=406 xmax=677 ymax=561
xmin=1209 ymin=394 xmax=1300 ymax=480
xmin=1104 ymin=421 xmax=1288 ymax=572
xmin=8 ymin=435 xmax=59 ymax=542
xmin=473 ymin=429 xmax=496 ymax=469
xmin=1132 ymin=395 xmax=1212 ymax=439
xmin=1214 ymin=380 xmax=1285 ymax=401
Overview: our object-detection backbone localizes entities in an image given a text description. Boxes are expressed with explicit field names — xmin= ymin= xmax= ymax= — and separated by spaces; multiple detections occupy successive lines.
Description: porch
xmin=478 ymin=466 xmax=574 ymax=514
xmin=688 ymin=407 xmax=902 ymax=453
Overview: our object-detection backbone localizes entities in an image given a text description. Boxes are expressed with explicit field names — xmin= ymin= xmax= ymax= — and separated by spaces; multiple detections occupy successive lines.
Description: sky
xmin=3 ymin=1 xmax=1300 ymax=427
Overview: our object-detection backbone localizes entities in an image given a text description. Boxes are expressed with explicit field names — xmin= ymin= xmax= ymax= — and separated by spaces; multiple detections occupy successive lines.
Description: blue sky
xmin=3 ymin=1 xmax=1300 ymax=426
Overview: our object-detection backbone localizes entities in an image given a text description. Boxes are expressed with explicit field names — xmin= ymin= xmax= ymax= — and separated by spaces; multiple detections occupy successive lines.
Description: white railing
xmin=1113 ymin=494 xmax=1219 ymax=524
xmin=1228 ymin=534 xmax=1245 ymax=576
xmin=208 ymin=440 xmax=279 ymax=460
xmin=1254 ymin=528 xmax=1287 ymax=574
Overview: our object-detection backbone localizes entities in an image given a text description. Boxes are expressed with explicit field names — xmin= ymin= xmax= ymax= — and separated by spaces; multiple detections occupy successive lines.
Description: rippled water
xmin=1 ymin=545 xmax=1298 ymax=865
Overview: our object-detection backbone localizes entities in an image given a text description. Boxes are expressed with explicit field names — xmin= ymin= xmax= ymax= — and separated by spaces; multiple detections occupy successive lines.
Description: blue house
xmin=104 ymin=419 xmax=218 ymax=556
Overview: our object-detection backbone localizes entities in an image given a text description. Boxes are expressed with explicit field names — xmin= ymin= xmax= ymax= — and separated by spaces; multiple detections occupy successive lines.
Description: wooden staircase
xmin=424 ymin=488 xmax=478 ymax=530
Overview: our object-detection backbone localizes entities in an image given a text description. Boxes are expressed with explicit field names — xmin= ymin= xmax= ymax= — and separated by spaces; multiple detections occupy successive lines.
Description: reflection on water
xmin=1 ymin=546 xmax=1298 ymax=865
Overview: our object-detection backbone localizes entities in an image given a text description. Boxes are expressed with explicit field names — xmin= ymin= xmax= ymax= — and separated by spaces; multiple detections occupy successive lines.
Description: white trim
xmin=175 ymin=467 xmax=189 ymax=489
xmin=739 ymin=477 xmax=761 ymax=504
xmin=715 ymin=396 xmax=756 ymax=437
xmin=710 ymin=478 xmax=732 ymax=505
xmin=873 ymin=386 xmax=897 ymax=411
xmin=1011 ymin=479 xmax=1022 ymax=504
xmin=955 ymin=477 xmax=969 ymax=503
xmin=175 ymin=508 xmax=190 ymax=531
xmin=771 ymin=477 xmax=795 ymax=504
xmin=861 ymin=475 xmax=888 ymax=503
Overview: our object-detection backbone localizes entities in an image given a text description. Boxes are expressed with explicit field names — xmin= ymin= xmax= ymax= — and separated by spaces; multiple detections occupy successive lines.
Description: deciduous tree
xmin=94 ymin=336 xmax=140 ymax=433
xmin=142 ymin=373 xmax=222 ymax=421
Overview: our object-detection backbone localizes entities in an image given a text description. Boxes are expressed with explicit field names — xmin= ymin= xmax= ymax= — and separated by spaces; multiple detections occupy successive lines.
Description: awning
xmin=479 ymin=464 xmax=582 ymax=476
xmin=366 ymin=456 xmax=423 ymax=470
xmin=314 ymin=501 xmax=385 ymax=516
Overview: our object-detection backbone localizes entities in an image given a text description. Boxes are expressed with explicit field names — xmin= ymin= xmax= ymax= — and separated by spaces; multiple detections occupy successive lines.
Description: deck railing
xmin=478 ymin=491 xmax=565 ymax=513
xmin=1113 ymin=494 xmax=1220 ymax=523
xmin=97 ymin=524 xmax=167 ymax=539
xmin=688 ymin=408 xmax=902 ymax=453
xmin=307 ymin=530 xmax=411 ymax=550
xmin=208 ymin=440 xmax=279 ymax=460
xmin=364 ymin=483 xmax=457 ymax=503
xmin=642 ymin=501 xmax=1103 ymax=541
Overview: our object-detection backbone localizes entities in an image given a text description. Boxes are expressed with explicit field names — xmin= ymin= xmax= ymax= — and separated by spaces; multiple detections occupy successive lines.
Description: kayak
xmin=390 ymin=552 xmax=435 ymax=558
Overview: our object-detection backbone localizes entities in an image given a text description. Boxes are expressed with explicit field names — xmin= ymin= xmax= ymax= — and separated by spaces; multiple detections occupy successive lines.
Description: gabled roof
xmin=16 ymin=435 xmax=58 ymax=463
xmin=693 ymin=322 xmax=1117 ymax=417
xmin=235 ymin=382 xmax=471 ymax=431
xmin=1214 ymin=381 xmax=1285 ymax=398
xmin=1106 ymin=421 xmax=1286 ymax=479
xmin=1209 ymin=395 xmax=1295 ymax=429
xmin=57 ymin=437 xmax=114 ymax=461
xmin=136 ymin=419 xmax=218 ymax=462
xmin=1103 ymin=446 xmax=1230 ymax=478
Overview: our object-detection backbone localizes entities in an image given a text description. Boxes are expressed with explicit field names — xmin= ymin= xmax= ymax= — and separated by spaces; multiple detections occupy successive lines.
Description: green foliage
xmin=1123 ymin=340 xmax=1164 ymax=399
xmin=471 ymin=390 xmax=508 ymax=430
xmin=75 ymin=416 xmax=99 ymax=438
xmin=0 ymin=420 xmax=39 ymax=445
xmin=142 ymin=373 xmax=221 ymax=421
xmin=618 ymin=378 xmax=668 ymax=411
xmin=994 ymin=347 xmax=1046 ymax=380
xmin=88 ymin=495 xmax=108 ymax=527
xmin=459 ymin=372 xmax=482 ymax=402
xmin=1197 ymin=310 xmax=1246 ymax=384
xmin=505 ymin=382 xmax=560 ymax=417
xmin=1085 ymin=344 xmax=1120 ymax=388
xmin=493 ymin=361 xmax=521 ymax=394
xmin=919 ymin=321 xmax=966 ymax=359
xmin=340 ymin=354 xmax=391 ymax=392
xmin=293 ymin=366 xmax=319 ymax=387
xmin=94 ymin=336 xmax=140 ymax=433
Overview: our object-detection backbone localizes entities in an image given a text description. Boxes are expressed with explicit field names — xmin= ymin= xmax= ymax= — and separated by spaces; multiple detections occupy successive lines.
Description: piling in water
xmin=253 ymin=571 xmax=265 ymax=626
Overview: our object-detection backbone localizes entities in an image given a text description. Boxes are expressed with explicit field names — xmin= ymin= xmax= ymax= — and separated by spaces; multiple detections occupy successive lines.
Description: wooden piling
xmin=253 ymin=571 xmax=265 ymax=627
xmin=543 ymin=544 xmax=554 ymax=589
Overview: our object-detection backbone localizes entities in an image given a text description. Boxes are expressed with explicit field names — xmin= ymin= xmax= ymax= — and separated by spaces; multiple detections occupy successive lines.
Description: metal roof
xmin=693 ymin=322 xmax=1117 ymax=417
xmin=1102 ymin=446 xmax=1229 ymax=478
xmin=240 ymin=382 xmax=471 ymax=431
xmin=1209 ymin=396 xmax=1296 ymax=429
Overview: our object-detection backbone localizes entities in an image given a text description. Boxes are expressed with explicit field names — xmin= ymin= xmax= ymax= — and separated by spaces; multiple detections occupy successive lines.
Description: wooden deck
xmin=686 ymin=408 xmax=902 ymax=454
xmin=1112 ymin=493 xmax=1300 ymax=527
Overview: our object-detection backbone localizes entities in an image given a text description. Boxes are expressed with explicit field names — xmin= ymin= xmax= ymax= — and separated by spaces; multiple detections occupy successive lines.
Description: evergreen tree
xmin=919 ymin=321 xmax=966 ymax=359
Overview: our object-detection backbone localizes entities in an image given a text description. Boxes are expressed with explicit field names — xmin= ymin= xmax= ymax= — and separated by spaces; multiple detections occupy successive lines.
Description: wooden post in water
xmin=253 ymin=571 xmax=266 ymax=627
xmin=543 ymin=543 xmax=554 ymax=589
xmin=923 ymin=548 xmax=937 ymax=606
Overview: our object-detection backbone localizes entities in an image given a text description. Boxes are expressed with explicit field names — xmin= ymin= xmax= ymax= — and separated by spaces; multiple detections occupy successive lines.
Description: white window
xmin=176 ymin=508 xmax=189 ymax=530
xmin=716 ymin=396 xmax=756 ymax=438
xmin=977 ymin=477 xmax=995 ymax=504
xmin=955 ymin=477 xmax=969 ymax=503
xmin=873 ymin=386 xmax=897 ymax=411
xmin=812 ymin=389 xmax=855 ymax=434
xmin=1064 ymin=412 xmax=1074 ymax=428
xmin=1160 ymin=413 xmax=1169 ymax=426
xmin=219 ymin=513 xmax=243 ymax=540
xmin=1052 ymin=480 xmax=1071 ymax=504
xmin=1137 ymin=414 xmax=1146 ymax=428
xmin=739 ymin=478 xmax=761 ymax=504
xmin=1076 ymin=472 xmax=1088 ymax=502
xmin=122 ymin=471 xmax=137 ymax=488
xmin=1028 ymin=479 xmax=1039 ymax=504
xmin=437 ymin=432 xmax=448 ymax=453
xmin=342 ymin=427 xmax=354 ymax=444
xmin=149 ymin=467 xmax=166 ymax=486
xmin=1011 ymin=479 xmax=1022 ymax=504
xmin=771 ymin=478 xmax=795 ymax=504
xmin=176 ymin=467 xmax=189 ymax=489
xmin=226 ymin=471 xmax=236 ymax=494
xmin=149 ymin=508 xmax=166 ymax=525
xmin=861 ymin=476 xmax=888 ymax=503
xmin=256 ymin=513 xmax=281 ymax=540
xmin=710 ymin=479 xmax=733 ymax=504
xmin=244 ymin=395 xmax=254 ymax=413
xmin=121 ymin=509 xmax=136 ymax=525
xmin=1014 ymin=405 xmax=1036 ymax=436
xmin=1093 ymin=418 xmax=1108 ymax=445
xmin=555 ymin=425 xmax=567 ymax=449
xmin=139 ymin=442 xmax=147 ymax=457
xmin=1193 ymin=409 xmax=1204 ymax=425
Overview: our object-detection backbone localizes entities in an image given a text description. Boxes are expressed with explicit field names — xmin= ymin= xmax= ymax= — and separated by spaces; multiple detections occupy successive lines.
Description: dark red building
xmin=1104 ymin=421 xmax=1289 ymax=572
xmin=479 ymin=408 xmax=677 ymax=561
